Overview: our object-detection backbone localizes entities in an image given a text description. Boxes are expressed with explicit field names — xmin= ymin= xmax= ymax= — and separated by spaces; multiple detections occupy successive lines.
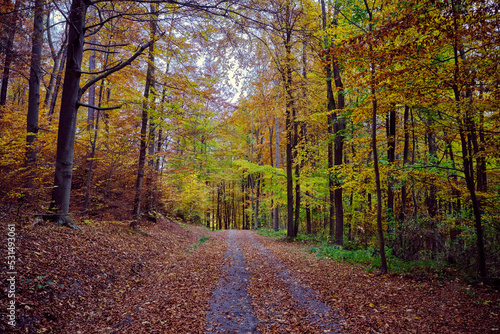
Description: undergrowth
xmin=257 ymin=228 xmax=449 ymax=276
xmin=256 ymin=228 xmax=287 ymax=238
xmin=191 ymin=236 xmax=210 ymax=249
xmin=308 ymin=244 xmax=448 ymax=275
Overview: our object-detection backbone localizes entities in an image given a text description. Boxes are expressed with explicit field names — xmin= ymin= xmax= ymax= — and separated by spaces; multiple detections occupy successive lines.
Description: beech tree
xmin=25 ymin=0 xmax=44 ymax=186
xmin=48 ymin=0 xmax=153 ymax=227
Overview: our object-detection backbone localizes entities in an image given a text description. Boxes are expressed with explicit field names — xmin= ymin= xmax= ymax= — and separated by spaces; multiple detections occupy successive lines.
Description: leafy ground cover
xmin=1 ymin=223 xmax=498 ymax=333
xmin=255 ymin=234 xmax=500 ymax=333
xmin=0 ymin=219 xmax=226 ymax=333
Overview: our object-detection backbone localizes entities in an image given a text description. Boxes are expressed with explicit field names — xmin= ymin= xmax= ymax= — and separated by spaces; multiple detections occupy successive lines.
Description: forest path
xmin=205 ymin=230 xmax=341 ymax=333
xmin=11 ymin=221 xmax=498 ymax=333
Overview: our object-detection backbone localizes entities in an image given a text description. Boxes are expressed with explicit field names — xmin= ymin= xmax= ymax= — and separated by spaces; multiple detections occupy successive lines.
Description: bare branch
xmin=77 ymin=102 xmax=124 ymax=111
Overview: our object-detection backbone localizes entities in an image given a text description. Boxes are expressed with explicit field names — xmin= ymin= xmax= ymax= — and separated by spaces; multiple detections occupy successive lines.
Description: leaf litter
xmin=1 ymin=223 xmax=498 ymax=333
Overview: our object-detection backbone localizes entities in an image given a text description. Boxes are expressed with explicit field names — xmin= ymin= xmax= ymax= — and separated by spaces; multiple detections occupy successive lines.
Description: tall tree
xmin=25 ymin=0 xmax=44 ymax=187
xmin=0 ymin=0 xmax=21 ymax=106
xmin=132 ymin=4 xmax=158 ymax=228
xmin=49 ymin=0 xmax=152 ymax=227
xmin=364 ymin=0 xmax=388 ymax=274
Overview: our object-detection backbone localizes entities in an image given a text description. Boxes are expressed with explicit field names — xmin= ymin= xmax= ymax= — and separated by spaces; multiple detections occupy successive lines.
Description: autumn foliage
xmin=0 ymin=0 xmax=499 ymax=289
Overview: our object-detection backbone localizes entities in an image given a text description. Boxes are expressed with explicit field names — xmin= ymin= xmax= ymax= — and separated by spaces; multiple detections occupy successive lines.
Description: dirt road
xmin=205 ymin=230 xmax=341 ymax=333
xmin=10 ymin=222 xmax=499 ymax=333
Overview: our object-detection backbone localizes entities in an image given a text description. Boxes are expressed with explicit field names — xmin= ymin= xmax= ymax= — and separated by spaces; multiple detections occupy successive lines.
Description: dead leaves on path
xmin=1 ymin=224 xmax=498 ymax=333
xmin=253 ymin=234 xmax=500 ymax=334
xmin=0 ymin=219 xmax=226 ymax=333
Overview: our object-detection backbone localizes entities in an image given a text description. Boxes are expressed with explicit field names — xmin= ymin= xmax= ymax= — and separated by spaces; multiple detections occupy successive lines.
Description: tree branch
xmin=80 ymin=36 xmax=163 ymax=94
xmin=77 ymin=102 xmax=124 ymax=111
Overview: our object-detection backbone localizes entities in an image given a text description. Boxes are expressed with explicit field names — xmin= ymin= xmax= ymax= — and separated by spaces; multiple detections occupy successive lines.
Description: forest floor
xmin=1 ymin=219 xmax=499 ymax=333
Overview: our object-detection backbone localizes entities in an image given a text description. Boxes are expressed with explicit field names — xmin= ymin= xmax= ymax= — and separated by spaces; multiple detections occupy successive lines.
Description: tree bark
xmin=273 ymin=116 xmax=280 ymax=231
xmin=386 ymin=108 xmax=396 ymax=225
xmin=25 ymin=0 xmax=44 ymax=187
xmin=131 ymin=13 xmax=156 ymax=228
xmin=399 ymin=105 xmax=410 ymax=221
xmin=364 ymin=0 xmax=387 ymax=273
xmin=44 ymin=11 xmax=65 ymax=109
xmin=332 ymin=54 xmax=345 ymax=246
xmin=0 ymin=0 xmax=21 ymax=106
xmin=284 ymin=42 xmax=295 ymax=239
xmin=48 ymin=43 xmax=67 ymax=120
xmin=49 ymin=0 xmax=90 ymax=229
xmin=321 ymin=0 xmax=337 ymax=242
xmin=451 ymin=1 xmax=486 ymax=275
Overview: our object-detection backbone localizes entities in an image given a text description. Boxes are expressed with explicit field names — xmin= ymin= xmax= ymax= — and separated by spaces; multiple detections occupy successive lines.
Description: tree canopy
xmin=0 ymin=0 xmax=499 ymax=277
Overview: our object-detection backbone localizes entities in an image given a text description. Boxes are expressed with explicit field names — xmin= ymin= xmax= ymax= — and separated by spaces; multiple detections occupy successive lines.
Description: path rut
xmin=205 ymin=230 xmax=341 ymax=333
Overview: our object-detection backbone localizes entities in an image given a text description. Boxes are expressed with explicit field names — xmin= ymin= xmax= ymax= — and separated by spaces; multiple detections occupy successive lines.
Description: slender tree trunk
xmin=399 ymin=106 xmax=410 ymax=221
xmin=284 ymin=43 xmax=295 ymax=239
xmin=273 ymin=117 xmax=280 ymax=231
xmin=451 ymin=2 xmax=486 ymax=275
xmin=254 ymin=174 xmax=261 ymax=229
xmin=217 ymin=184 xmax=221 ymax=229
xmin=83 ymin=109 xmax=99 ymax=211
xmin=332 ymin=56 xmax=345 ymax=246
xmin=44 ymin=11 xmax=65 ymax=108
xmin=48 ymin=42 xmax=67 ymax=120
xmin=386 ymin=108 xmax=396 ymax=225
xmin=306 ymin=191 xmax=312 ymax=235
xmin=0 ymin=0 xmax=21 ymax=106
xmin=426 ymin=114 xmax=438 ymax=218
xmin=321 ymin=0 xmax=337 ymax=242
xmin=87 ymin=42 xmax=96 ymax=130
xmin=371 ymin=90 xmax=388 ymax=274
xmin=294 ymin=122 xmax=300 ymax=236
xmin=25 ymin=0 xmax=44 ymax=187
xmin=477 ymin=110 xmax=487 ymax=192
xmin=131 ymin=8 xmax=156 ymax=228
xmin=364 ymin=1 xmax=387 ymax=273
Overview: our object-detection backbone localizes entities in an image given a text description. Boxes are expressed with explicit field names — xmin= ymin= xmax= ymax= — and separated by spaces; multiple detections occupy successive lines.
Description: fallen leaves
xmin=252 ymin=233 xmax=500 ymax=334
xmin=1 ymin=225 xmax=498 ymax=333
xmin=0 ymin=219 xmax=226 ymax=333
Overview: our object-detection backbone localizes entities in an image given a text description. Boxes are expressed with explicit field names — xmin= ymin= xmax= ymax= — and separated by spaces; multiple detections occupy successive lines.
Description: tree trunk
xmin=87 ymin=42 xmax=96 ymax=130
xmin=48 ymin=43 xmax=67 ymax=120
xmin=44 ymin=12 xmax=65 ymax=109
xmin=426 ymin=113 xmax=438 ymax=218
xmin=306 ymin=191 xmax=312 ymax=235
xmin=131 ymin=9 xmax=156 ymax=229
xmin=365 ymin=3 xmax=387 ymax=273
xmin=321 ymin=0 xmax=337 ymax=242
xmin=451 ymin=6 xmax=487 ymax=275
xmin=332 ymin=56 xmax=345 ymax=247
xmin=284 ymin=43 xmax=295 ymax=239
xmin=371 ymin=91 xmax=388 ymax=274
xmin=399 ymin=105 xmax=410 ymax=221
xmin=25 ymin=0 xmax=44 ymax=187
xmin=386 ymin=108 xmax=396 ymax=225
xmin=294 ymin=122 xmax=300 ymax=236
xmin=0 ymin=0 xmax=21 ymax=106
xmin=273 ymin=116 xmax=280 ymax=231
xmin=49 ymin=0 xmax=90 ymax=229
xmin=254 ymin=174 xmax=261 ymax=229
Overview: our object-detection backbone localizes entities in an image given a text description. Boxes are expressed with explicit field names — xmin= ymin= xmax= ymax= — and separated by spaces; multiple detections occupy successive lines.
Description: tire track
xmin=205 ymin=230 xmax=260 ymax=333
xmin=205 ymin=230 xmax=341 ymax=333
xmin=247 ymin=233 xmax=342 ymax=333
